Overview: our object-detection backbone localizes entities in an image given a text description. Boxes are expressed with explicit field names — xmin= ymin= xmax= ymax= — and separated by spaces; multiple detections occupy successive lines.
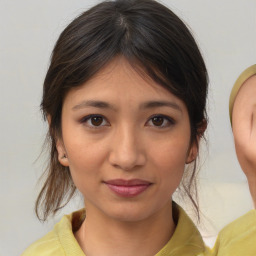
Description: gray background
xmin=0 ymin=0 xmax=255 ymax=255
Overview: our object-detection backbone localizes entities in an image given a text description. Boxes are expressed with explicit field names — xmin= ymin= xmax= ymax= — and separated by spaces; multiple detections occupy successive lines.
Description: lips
xmin=104 ymin=179 xmax=152 ymax=197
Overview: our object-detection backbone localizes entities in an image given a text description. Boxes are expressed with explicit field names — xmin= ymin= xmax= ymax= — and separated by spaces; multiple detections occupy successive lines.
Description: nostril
xmin=108 ymin=149 xmax=146 ymax=171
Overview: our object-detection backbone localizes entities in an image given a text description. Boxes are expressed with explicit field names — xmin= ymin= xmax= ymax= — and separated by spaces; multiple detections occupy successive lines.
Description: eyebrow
xmin=72 ymin=100 xmax=117 ymax=111
xmin=72 ymin=100 xmax=182 ymax=112
xmin=139 ymin=100 xmax=182 ymax=112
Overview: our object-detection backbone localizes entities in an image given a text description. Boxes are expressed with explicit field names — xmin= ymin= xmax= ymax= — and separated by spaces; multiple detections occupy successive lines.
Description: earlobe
xmin=48 ymin=115 xmax=69 ymax=167
xmin=56 ymin=140 xmax=69 ymax=167
xmin=186 ymin=142 xmax=198 ymax=164
xmin=46 ymin=114 xmax=51 ymax=125
xmin=186 ymin=120 xmax=207 ymax=164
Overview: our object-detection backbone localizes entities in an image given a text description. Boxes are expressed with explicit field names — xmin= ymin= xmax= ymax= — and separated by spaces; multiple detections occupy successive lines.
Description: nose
xmin=108 ymin=125 xmax=146 ymax=171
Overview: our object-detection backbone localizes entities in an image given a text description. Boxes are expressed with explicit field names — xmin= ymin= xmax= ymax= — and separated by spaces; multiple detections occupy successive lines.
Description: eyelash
xmin=80 ymin=114 xmax=175 ymax=129
xmin=146 ymin=114 xmax=175 ymax=128
xmin=80 ymin=114 xmax=110 ymax=129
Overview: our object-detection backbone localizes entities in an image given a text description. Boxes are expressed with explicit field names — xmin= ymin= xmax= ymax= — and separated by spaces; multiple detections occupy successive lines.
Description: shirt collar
xmin=156 ymin=202 xmax=206 ymax=256
xmin=56 ymin=202 xmax=206 ymax=256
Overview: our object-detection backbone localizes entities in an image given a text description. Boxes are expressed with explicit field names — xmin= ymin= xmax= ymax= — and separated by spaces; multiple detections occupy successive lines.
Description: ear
xmin=47 ymin=114 xmax=69 ymax=167
xmin=186 ymin=140 xmax=198 ymax=164
xmin=56 ymin=139 xmax=69 ymax=167
xmin=186 ymin=120 xmax=207 ymax=164
xmin=46 ymin=114 xmax=51 ymax=125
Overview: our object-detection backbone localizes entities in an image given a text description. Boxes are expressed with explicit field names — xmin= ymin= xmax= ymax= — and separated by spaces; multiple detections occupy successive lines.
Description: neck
xmin=75 ymin=202 xmax=175 ymax=256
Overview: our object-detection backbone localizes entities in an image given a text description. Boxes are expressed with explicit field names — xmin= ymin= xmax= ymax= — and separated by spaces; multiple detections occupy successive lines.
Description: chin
xmin=102 ymin=202 xmax=162 ymax=223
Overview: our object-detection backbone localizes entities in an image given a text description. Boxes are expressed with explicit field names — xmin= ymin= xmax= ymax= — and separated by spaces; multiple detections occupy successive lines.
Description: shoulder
xmin=21 ymin=229 xmax=64 ymax=256
xmin=21 ymin=209 xmax=86 ymax=256
xmin=212 ymin=210 xmax=256 ymax=256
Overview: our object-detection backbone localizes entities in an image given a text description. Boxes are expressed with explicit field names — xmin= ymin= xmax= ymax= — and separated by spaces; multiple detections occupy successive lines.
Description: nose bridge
xmin=109 ymin=122 xmax=145 ymax=170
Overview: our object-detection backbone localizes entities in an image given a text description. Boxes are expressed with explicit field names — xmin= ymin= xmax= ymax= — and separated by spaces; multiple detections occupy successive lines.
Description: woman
xmin=22 ymin=0 xmax=256 ymax=255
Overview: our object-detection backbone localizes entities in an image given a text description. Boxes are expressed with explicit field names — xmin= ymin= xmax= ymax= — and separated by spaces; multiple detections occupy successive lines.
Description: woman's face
xmin=57 ymin=57 xmax=197 ymax=222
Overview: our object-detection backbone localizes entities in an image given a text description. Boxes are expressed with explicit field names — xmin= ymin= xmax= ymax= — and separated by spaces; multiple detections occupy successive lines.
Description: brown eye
xmin=152 ymin=116 xmax=164 ymax=126
xmin=146 ymin=115 xmax=175 ymax=128
xmin=91 ymin=116 xmax=104 ymax=126
xmin=81 ymin=115 xmax=109 ymax=128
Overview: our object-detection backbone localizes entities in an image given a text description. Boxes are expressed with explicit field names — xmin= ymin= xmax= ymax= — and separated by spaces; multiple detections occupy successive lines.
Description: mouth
xmin=103 ymin=179 xmax=152 ymax=198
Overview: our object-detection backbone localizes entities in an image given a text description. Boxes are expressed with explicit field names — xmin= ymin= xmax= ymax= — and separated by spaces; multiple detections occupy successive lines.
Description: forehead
xmin=64 ymin=57 xmax=185 ymax=108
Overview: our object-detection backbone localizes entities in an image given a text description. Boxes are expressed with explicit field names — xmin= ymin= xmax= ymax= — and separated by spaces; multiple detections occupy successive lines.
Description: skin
xmin=232 ymin=75 xmax=256 ymax=208
xmin=57 ymin=57 xmax=198 ymax=256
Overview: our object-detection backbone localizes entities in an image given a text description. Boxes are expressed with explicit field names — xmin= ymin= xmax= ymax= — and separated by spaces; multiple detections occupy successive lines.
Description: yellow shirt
xmin=22 ymin=204 xmax=256 ymax=256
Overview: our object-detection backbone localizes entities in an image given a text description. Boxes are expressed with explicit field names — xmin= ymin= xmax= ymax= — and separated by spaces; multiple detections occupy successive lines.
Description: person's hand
xmin=232 ymin=75 xmax=256 ymax=208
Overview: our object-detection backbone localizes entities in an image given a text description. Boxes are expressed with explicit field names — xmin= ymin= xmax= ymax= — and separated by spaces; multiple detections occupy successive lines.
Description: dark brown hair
xmin=36 ymin=0 xmax=208 ymax=221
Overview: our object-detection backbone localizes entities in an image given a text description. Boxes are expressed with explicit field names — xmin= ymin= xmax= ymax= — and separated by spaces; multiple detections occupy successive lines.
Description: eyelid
xmin=146 ymin=114 xmax=175 ymax=128
xmin=79 ymin=114 xmax=175 ymax=129
xmin=80 ymin=114 xmax=110 ymax=128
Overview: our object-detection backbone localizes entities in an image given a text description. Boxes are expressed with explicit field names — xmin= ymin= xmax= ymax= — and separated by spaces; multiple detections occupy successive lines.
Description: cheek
xmin=67 ymin=142 xmax=104 ymax=169
xmin=149 ymin=137 xmax=189 ymax=189
xmin=62 ymin=121 xmax=109 ymax=168
xmin=150 ymin=135 xmax=190 ymax=169
xmin=62 ymin=134 xmax=110 ymax=191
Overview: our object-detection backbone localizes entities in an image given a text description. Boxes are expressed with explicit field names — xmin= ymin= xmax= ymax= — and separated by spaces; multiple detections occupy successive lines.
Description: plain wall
xmin=0 ymin=0 xmax=255 ymax=255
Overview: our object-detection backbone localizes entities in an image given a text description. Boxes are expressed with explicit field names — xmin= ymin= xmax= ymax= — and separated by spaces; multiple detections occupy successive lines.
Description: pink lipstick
xmin=104 ymin=179 xmax=152 ymax=197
